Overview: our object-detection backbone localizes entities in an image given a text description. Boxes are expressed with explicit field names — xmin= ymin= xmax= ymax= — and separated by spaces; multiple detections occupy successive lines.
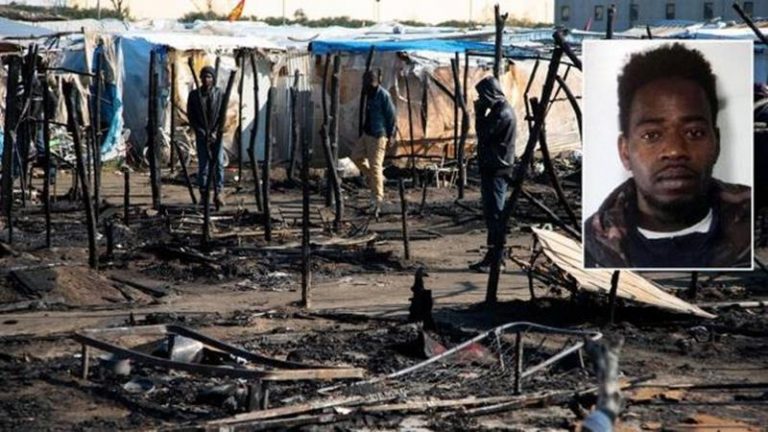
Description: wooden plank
xmin=531 ymin=228 xmax=715 ymax=318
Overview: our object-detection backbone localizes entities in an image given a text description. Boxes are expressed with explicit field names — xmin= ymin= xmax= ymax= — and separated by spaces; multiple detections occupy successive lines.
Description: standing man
xmin=354 ymin=70 xmax=395 ymax=219
xmin=470 ymin=76 xmax=517 ymax=273
xmin=187 ymin=65 xmax=226 ymax=207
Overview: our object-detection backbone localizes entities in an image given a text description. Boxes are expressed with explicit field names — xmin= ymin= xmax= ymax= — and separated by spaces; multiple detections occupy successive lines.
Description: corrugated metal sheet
xmin=532 ymin=228 xmax=716 ymax=319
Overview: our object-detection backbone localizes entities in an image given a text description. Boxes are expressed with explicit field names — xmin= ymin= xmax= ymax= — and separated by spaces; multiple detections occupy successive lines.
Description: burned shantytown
xmin=0 ymin=1 xmax=766 ymax=431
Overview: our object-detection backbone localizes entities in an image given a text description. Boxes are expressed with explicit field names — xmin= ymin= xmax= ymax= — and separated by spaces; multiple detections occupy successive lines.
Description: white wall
xmin=582 ymin=40 xmax=753 ymax=219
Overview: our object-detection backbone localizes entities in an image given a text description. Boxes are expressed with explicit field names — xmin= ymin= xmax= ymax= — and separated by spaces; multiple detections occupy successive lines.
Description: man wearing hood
xmin=470 ymin=76 xmax=517 ymax=273
xmin=353 ymin=70 xmax=396 ymax=219
xmin=187 ymin=65 xmax=226 ymax=207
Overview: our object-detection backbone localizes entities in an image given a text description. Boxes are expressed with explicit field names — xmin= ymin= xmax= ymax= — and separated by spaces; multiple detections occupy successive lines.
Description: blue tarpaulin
xmin=310 ymin=39 xmax=495 ymax=55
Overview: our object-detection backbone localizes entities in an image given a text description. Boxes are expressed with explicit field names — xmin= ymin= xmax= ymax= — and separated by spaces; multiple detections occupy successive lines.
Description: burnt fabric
xmin=585 ymin=178 xmax=751 ymax=268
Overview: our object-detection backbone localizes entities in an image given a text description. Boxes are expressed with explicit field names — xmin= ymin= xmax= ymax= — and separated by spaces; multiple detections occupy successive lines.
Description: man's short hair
xmin=617 ymin=43 xmax=719 ymax=136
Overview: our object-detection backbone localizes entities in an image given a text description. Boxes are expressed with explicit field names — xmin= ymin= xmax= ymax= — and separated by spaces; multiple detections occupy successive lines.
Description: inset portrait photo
xmin=582 ymin=40 xmax=753 ymax=270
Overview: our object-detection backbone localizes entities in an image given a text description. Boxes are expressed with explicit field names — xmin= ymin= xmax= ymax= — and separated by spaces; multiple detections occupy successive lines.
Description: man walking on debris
xmin=187 ymin=65 xmax=226 ymax=207
xmin=584 ymin=43 xmax=751 ymax=269
xmin=353 ymin=70 xmax=395 ymax=219
xmin=469 ymin=76 xmax=517 ymax=273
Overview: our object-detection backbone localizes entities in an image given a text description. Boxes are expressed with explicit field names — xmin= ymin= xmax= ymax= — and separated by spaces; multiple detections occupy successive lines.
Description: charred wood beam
xmin=520 ymin=190 xmax=580 ymax=240
xmin=493 ymin=4 xmax=508 ymax=79
xmin=301 ymin=90 xmax=312 ymax=308
xmin=2 ymin=56 xmax=20 ymax=244
xmin=450 ymin=54 xmax=469 ymax=200
xmin=522 ymin=58 xmax=540 ymax=134
xmin=236 ymin=51 xmax=245 ymax=189
xmin=358 ymin=46 xmax=375 ymax=137
xmin=93 ymin=47 xmax=103 ymax=223
xmin=320 ymin=56 xmax=344 ymax=232
xmin=733 ymin=3 xmax=768 ymax=46
xmin=263 ymin=87 xmax=275 ymax=242
xmin=426 ymin=73 xmax=454 ymax=101
xmin=146 ymin=50 xmax=161 ymax=209
xmin=321 ymin=55 xmax=332 ymax=207
xmin=486 ymin=32 xmax=566 ymax=305
xmin=553 ymin=74 xmax=582 ymax=139
xmin=399 ymin=179 xmax=411 ymax=260
xmin=248 ymin=52 xmax=263 ymax=212
xmin=287 ymin=71 xmax=300 ymax=183
xmin=169 ymin=59 xmax=177 ymax=174
xmin=64 ymin=82 xmax=99 ymax=269
xmin=608 ymin=270 xmax=620 ymax=324
xmin=203 ymin=70 xmax=237 ymax=247
xmin=606 ymin=4 xmax=616 ymax=39
xmin=404 ymin=71 xmax=417 ymax=185
xmin=552 ymin=31 xmax=581 ymax=71
xmin=43 ymin=70 xmax=52 ymax=248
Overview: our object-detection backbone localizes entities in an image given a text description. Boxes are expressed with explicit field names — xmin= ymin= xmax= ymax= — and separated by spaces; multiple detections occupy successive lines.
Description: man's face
xmin=202 ymin=73 xmax=214 ymax=89
xmin=619 ymin=77 xmax=720 ymax=215
xmin=364 ymin=74 xmax=378 ymax=91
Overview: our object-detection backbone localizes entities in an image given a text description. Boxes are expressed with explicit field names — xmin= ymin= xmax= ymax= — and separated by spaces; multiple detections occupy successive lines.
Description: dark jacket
xmin=584 ymin=178 xmax=752 ymax=268
xmin=474 ymin=77 xmax=516 ymax=177
xmin=363 ymin=86 xmax=396 ymax=138
xmin=187 ymin=86 xmax=223 ymax=138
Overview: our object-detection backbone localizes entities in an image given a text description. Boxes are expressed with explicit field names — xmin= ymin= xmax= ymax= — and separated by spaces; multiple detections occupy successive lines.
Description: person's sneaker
xmin=468 ymin=260 xmax=506 ymax=274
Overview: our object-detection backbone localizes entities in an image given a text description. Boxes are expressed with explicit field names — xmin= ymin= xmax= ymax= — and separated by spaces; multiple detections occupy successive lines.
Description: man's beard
xmin=637 ymin=183 xmax=710 ymax=218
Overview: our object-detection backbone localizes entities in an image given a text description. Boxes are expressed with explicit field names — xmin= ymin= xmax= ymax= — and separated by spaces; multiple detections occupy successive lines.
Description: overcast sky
xmin=0 ymin=0 xmax=554 ymax=24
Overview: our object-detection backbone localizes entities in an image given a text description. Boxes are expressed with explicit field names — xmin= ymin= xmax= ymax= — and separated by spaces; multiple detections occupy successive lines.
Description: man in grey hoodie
xmin=470 ymin=76 xmax=517 ymax=273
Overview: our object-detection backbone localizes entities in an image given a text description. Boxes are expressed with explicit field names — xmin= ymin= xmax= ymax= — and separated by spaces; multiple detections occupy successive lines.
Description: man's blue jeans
xmin=480 ymin=173 xmax=508 ymax=262
xmin=195 ymin=132 xmax=224 ymax=192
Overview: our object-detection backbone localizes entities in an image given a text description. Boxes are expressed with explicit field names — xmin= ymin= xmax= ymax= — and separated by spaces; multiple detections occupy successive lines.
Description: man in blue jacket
xmin=470 ymin=76 xmax=517 ymax=273
xmin=354 ymin=70 xmax=396 ymax=219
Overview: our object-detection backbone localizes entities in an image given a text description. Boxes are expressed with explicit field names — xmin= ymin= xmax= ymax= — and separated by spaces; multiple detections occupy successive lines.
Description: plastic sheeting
xmin=310 ymin=39 xmax=495 ymax=55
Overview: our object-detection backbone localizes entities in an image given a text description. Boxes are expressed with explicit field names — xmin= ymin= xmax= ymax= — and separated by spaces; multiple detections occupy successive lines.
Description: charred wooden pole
xmin=493 ymin=4 xmax=508 ymax=79
xmin=514 ymin=331 xmax=523 ymax=394
xmin=452 ymin=58 xmax=459 ymax=163
xmin=203 ymin=70 xmax=237 ymax=247
xmin=399 ymin=179 xmax=411 ymax=260
xmin=43 ymin=71 xmax=52 ymax=248
xmin=19 ymin=46 xmax=37 ymax=203
xmin=236 ymin=51 xmax=245 ymax=189
xmin=123 ymin=168 xmax=130 ymax=223
xmin=319 ymin=65 xmax=343 ymax=233
xmin=462 ymin=51 xmax=469 ymax=189
xmin=486 ymin=32 xmax=565 ymax=305
xmin=687 ymin=271 xmax=699 ymax=299
xmin=358 ymin=46 xmax=375 ymax=137
xmin=608 ymin=270 xmax=620 ymax=324
xmin=420 ymin=73 xmax=429 ymax=135
xmin=522 ymin=58 xmax=540 ymax=134
xmin=300 ymin=90 xmax=312 ymax=308
xmin=93 ymin=48 xmax=103 ymax=223
xmin=451 ymin=54 xmax=469 ymax=200
xmin=169 ymin=61 xmax=196 ymax=204
xmin=329 ymin=55 xmax=344 ymax=230
xmin=733 ymin=3 xmax=768 ymax=46
xmin=404 ymin=70 xmax=417 ymax=185
xmin=248 ymin=52 xmax=263 ymax=212
xmin=146 ymin=50 xmax=161 ymax=209
xmin=2 ymin=56 xmax=20 ymax=244
xmin=554 ymin=75 xmax=582 ymax=139
xmin=263 ymin=87 xmax=274 ymax=242
xmin=531 ymin=98 xmax=578 ymax=229
xmin=321 ymin=55 xmax=333 ymax=207
xmin=521 ymin=189 xmax=581 ymax=239
xmin=213 ymin=56 xmax=221 ymax=83
xmin=287 ymin=72 xmax=300 ymax=183
xmin=169 ymin=59 xmax=177 ymax=174
xmin=645 ymin=25 xmax=653 ymax=39
xmin=606 ymin=4 xmax=616 ymax=39
xmin=65 ymin=82 xmax=98 ymax=269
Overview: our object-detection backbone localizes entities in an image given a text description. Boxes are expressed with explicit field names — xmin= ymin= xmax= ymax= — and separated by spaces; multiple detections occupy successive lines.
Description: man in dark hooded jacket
xmin=470 ymin=76 xmax=517 ymax=273
xmin=187 ymin=65 xmax=225 ymax=206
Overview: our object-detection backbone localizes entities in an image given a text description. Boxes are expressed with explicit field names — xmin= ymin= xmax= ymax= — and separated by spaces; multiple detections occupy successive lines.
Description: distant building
xmin=555 ymin=0 xmax=767 ymax=32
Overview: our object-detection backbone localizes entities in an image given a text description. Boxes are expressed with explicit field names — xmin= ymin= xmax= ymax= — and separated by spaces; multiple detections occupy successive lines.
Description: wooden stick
xmin=493 ymin=4 xmax=508 ymax=79
xmin=329 ymin=55 xmax=344 ymax=231
xmin=358 ymin=46 xmax=375 ymax=138
xmin=122 ymin=168 xmax=130 ymax=223
xmin=64 ymin=82 xmax=99 ymax=269
xmin=404 ymin=70 xmax=417 ymax=185
xmin=399 ymin=179 xmax=411 ymax=260
xmin=236 ymin=51 xmax=245 ymax=189
xmin=321 ymin=55 xmax=333 ymax=207
xmin=263 ymin=87 xmax=274 ymax=242
xmin=248 ymin=51 xmax=263 ymax=212
xmin=609 ymin=270 xmax=620 ymax=324
xmin=2 ymin=56 xmax=20 ymax=244
xmin=93 ymin=47 xmax=103 ymax=223
xmin=43 ymin=71 xmax=52 ymax=248
xmin=287 ymin=71 xmax=300 ymax=183
xmin=301 ymin=90 xmax=312 ymax=308
xmin=169 ymin=57 xmax=176 ymax=174
xmin=146 ymin=50 xmax=161 ymax=209
xmin=606 ymin=4 xmax=615 ymax=39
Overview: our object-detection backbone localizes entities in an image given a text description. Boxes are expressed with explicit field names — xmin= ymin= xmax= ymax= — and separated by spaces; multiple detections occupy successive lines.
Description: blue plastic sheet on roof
xmin=310 ymin=39 xmax=495 ymax=55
